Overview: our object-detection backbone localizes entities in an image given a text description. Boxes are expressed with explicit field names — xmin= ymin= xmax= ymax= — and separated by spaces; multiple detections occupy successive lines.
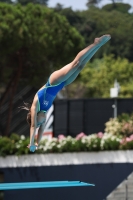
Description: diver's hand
xmin=27 ymin=144 xmax=38 ymax=152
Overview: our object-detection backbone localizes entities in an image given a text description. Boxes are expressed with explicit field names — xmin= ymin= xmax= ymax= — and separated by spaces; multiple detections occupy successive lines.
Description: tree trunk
xmin=4 ymin=52 xmax=22 ymax=136
xmin=111 ymin=0 xmax=116 ymax=8
xmin=0 ymin=74 xmax=16 ymax=108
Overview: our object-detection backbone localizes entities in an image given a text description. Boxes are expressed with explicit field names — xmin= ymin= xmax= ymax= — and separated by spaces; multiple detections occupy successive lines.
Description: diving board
xmin=0 ymin=181 xmax=95 ymax=190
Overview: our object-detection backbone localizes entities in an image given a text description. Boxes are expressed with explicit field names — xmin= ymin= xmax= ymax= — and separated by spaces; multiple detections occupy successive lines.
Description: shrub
xmin=1 ymin=122 xmax=133 ymax=157
xmin=105 ymin=113 xmax=133 ymax=137
xmin=105 ymin=118 xmax=122 ymax=136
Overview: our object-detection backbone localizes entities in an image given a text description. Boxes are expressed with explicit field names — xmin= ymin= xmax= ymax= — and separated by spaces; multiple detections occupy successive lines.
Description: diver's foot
xmin=94 ymin=34 xmax=111 ymax=46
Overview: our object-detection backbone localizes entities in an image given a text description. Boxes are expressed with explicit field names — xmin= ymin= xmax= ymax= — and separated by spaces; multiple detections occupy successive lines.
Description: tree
xmin=77 ymin=7 xmax=133 ymax=61
xmin=16 ymin=0 xmax=48 ymax=6
xmin=89 ymin=0 xmax=130 ymax=7
xmin=54 ymin=7 xmax=82 ymax=27
xmin=86 ymin=0 xmax=102 ymax=8
xmin=102 ymin=3 xmax=131 ymax=13
xmin=0 ymin=0 xmax=48 ymax=5
xmin=55 ymin=5 xmax=133 ymax=62
xmin=0 ymin=3 xmax=84 ymax=135
xmin=80 ymin=55 xmax=133 ymax=98
xmin=54 ymin=3 xmax=64 ymax=11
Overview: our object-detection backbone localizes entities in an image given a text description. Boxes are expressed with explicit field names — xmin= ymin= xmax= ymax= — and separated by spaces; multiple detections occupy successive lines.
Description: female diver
xmin=26 ymin=34 xmax=111 ymax=152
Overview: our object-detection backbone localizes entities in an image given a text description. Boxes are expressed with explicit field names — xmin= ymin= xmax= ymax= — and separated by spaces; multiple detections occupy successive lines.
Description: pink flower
xmin=58 ymin=134 xmax=66 ymax=140
xmin=122 ymin=123 xmax=133 ymax=134
xmin=76 ymin=132 xmax=86 ymax=140
xmin=121 ymin=135 xmax=133 ymax=144
xmin=130 ymin=134 xmax=133 ymax=140
xmin=120 ymin=139 xmax=125 ymax=144
xmin=97 ymin=132 xmax=103 ymax=138
xmin=126 ymin=137 xmax=132 ymax=142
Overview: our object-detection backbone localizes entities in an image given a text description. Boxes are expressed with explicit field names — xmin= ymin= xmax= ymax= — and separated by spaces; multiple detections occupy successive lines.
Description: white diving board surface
xmin=0 ymin=181 xmax=95 ymax=190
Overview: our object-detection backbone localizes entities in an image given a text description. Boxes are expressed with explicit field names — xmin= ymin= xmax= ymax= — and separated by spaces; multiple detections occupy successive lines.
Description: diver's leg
xmin=50 ymin=35 xmax=111 ymax=85
xmin=64 ymin=46 xmax=100 ymax=86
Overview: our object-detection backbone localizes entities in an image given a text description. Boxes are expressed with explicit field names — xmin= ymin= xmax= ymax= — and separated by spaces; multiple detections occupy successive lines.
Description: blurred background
xmin=0 ymin=0 xmax=133 ymax=199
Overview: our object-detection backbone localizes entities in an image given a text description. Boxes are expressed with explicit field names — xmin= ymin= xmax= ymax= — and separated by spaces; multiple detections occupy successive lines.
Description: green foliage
xmin=0 ymin=0 xmax=48 ymax=5
xmin=117 ymin=113 xmax=133 ymax=122
xmin=105 ymin=113 xmax=133 ymax=137
xmin=0 ymin=136 xmax=16 ymax=156
xmin=0 ymin=0 xmax=12 ymax=3
xmin=0 ymin=3 xmax=84 ymax=88
xmin=120 ymin=140 xmax=133 ymax=150
xmin=16 ymin=0 xmax=48 ymax=6
xmin=15 ymin=136 xmax=30 ymax=155
xmin=81 ymin=8 xmax=133 ymax=61
xmin=9 ymin=133 xmax=20 ymax=142
xmin=102 ymin=3 xmax=131 ymax=13
xmin=101 ymin=133 xmax=121 ymax=150
xmin=83 ymin=134 xmax=101 ymax=151
xmin=0 ymin=133 xmax=102 ymax=156
xmin=1 ymin=130 xmax=133 ymax=156
xmin=56 ymin=6 xmax=133 ymax=61
xmin=86 ymin=0 xmax=102 ymax=8
xmin=80 ymin=55 xmax=133 ymax=98
xmin=54 ymin=7 xmax=83 ymax=27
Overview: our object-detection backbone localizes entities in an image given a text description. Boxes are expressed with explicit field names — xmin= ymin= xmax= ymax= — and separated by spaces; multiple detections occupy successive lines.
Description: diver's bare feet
xmin=94 ymin=35 xmax=111 ymax=46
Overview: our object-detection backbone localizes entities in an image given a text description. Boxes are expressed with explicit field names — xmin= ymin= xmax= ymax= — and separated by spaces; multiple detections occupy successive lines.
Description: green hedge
xmin=0 ymin=132 xmax=133 ymax=156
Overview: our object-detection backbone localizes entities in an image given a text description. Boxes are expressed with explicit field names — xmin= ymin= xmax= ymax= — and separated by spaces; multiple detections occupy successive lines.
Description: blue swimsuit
xmin=37 ymin=79 xmax=65 ymax=112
